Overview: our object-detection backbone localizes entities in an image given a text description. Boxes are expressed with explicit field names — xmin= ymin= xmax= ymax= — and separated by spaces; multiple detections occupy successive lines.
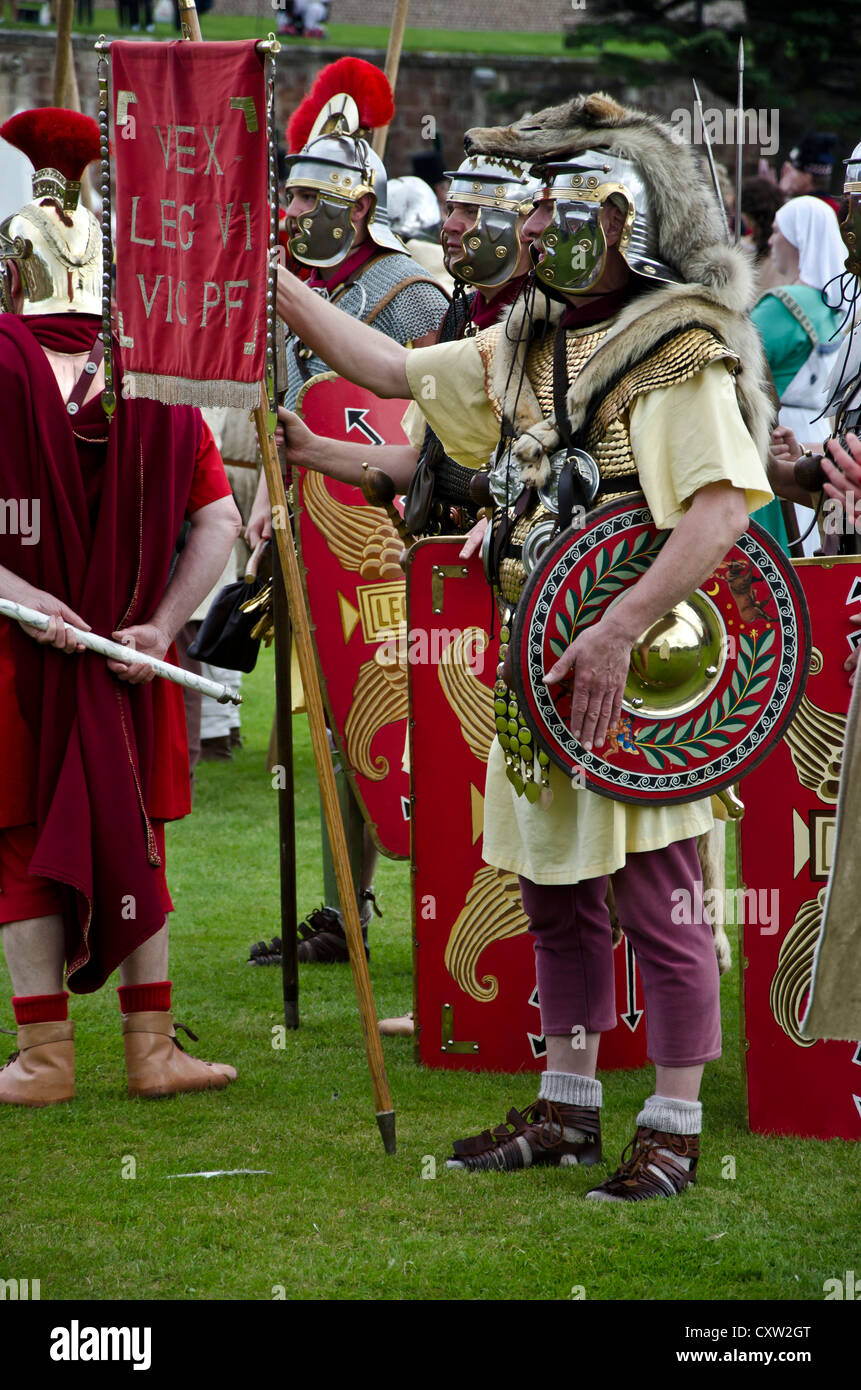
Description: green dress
xmin=751 ymin=285 xmax=841 ymax=553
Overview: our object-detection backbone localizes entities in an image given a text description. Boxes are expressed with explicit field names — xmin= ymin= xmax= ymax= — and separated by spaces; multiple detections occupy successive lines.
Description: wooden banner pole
xmin=53 ymin=0 xmax=79 ymax=108
xmin=254 ymin=394 xmax=396 ymax=1152
xmin=173 ymin=0 xmax=396 ymax=1150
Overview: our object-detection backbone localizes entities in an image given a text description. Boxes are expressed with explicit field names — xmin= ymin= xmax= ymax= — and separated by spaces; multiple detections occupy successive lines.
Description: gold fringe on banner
xmin=125 ymin=373 xmax=263 ymax=410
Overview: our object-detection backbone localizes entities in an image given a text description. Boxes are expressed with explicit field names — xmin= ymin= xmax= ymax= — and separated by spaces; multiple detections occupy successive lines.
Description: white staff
xmin=0 ymin=598 xmax=242 ymax=705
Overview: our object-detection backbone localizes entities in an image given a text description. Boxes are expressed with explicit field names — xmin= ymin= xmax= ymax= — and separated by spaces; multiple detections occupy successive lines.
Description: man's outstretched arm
xmin=276 ymin=265 xmax=411 ymax=399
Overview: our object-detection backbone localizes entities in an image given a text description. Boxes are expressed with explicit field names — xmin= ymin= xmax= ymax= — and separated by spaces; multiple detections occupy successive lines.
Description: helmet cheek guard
xmin=287 ymin=192 xmax=358 ymax=268
xmin=530 ymin=153 xmax=682 ymax=289
xmin=446 ymin=204 xmax=524 ymax=288
xmin=535 ymin=201 xmax=609 ymax=293
xmin=841 ymin=153 xmax=861 ymax=279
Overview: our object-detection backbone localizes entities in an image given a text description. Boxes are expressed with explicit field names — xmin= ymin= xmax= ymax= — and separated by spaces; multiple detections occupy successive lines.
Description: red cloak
xmin=0 ymin=313 xmax=213 ymax=992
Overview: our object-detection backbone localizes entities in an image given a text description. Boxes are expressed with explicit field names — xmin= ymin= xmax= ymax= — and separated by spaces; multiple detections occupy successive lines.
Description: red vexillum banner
xmin=111 ymin=40 xmax=269 ymax=409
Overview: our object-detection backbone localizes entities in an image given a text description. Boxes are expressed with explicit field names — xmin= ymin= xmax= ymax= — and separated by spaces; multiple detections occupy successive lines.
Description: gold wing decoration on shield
xmin=783 ymin=692 xmax=846 ymax=804
xmin=444 ymin=865 xmax=529 ymax=1002
xmin=344 ymin=653 xmax=407 ymax=780
xmin=438 ymin=628 xmax=496 ymax=762
xmin=437 ymin=629 xmax=525 ymax=997
xmin=302 ymin=470 xmax=403 ymax=579
xmin=769 ymin=888 xmax=827 ymax=1047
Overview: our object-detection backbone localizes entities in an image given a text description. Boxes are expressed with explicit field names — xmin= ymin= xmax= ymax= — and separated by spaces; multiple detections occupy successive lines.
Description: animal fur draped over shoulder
xmin=465 ymin=91 xmax=729 ymax=288
xmin=469 ymin=92 xmax=774 ymax=485
xmin=492 ymin=274 xmax=775 ymax=490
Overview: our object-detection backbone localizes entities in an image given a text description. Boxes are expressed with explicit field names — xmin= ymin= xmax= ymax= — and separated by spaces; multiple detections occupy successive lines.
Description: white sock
xmin=539 ymin=1070 xmax=602 ymax=1109
xmin=636 ymin=1094 xmax=701 ymax=1187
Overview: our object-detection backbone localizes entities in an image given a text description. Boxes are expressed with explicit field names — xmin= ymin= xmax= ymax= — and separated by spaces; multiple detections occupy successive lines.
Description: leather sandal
xmin=586 ymin=1126 xmax=699 ymax=1202
xmin=448 ymin=1098 xmax=602 ymax=1171
xmin=248 ymin=936 xmax=282 ymax=966
xmin=297 ymin=907 xmax=369 ymax=963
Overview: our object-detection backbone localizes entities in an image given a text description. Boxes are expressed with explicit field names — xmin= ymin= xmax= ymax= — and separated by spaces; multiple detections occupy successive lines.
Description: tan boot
xmin=0 ymin=1020 xmax=74 ymax=1106
xmin=122 ymin=1011 xmax=237 ymax=1098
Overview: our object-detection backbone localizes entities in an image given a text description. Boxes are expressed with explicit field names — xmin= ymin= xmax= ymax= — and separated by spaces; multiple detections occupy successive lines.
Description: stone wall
xmin=0 ymin=33 xmax=717 ymax=173
xmin=216 ymin=0 xmax=578 ymax=31
xmin=0 ymin=31 xmax=759 ymax=182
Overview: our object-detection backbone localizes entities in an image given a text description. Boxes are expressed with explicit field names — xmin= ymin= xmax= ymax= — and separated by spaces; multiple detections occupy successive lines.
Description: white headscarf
xmin=775 ymin=195 xmax=847 ymax=302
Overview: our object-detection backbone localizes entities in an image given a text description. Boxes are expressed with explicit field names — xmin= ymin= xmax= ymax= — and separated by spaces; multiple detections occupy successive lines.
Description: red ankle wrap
xmin=12 ymin=992 xmax=69 ymax=1025
xmin=117 ymin=981 xmax=172 ymax=1015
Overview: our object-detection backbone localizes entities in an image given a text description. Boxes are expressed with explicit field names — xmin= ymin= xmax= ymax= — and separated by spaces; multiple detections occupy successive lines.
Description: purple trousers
xmin=519 ymin=837 xmax=721 ymax=1068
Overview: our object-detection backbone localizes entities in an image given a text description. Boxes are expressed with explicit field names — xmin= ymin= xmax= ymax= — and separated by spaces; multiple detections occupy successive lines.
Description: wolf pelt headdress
xmin=464 ymin=92 xmax=774 ymax=487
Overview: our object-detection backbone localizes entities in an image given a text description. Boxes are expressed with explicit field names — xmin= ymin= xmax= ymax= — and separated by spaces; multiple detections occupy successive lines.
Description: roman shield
xmin=408 ymin=537 xmax=648 ymax=1072
xmin=294 ymin=373 xmax=412 ymax=859
xmin=739 ymin=556 xmax=861 ymax=1141
xmin=510 ymin=493 xmax=811 ymax=805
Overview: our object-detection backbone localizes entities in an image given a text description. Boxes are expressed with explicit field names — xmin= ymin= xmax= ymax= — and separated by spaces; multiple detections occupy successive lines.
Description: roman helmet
xmin=840 ymin=139 xmax=861 ymax=278
xmin=464 ymin=92 xmax=733 ymax=300
xmin=0 ymin=107 xmax=101 ymax=316
xmin=283 ymin=57 xmax=403 ymax=268
xmin=443 ymin=155 xmax=541 ymax=289
xmin=387 ymin=175 xmax=441 ymax=242
xmin=529 ymin=150 xmax=684 ymax=295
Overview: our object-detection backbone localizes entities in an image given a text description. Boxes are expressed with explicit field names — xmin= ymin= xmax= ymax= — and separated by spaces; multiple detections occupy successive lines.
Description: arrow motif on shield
xmin=295 ymin=374 xmax=415 ymax=858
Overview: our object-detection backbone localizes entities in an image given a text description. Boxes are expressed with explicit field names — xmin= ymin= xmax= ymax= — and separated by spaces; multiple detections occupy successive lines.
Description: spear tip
xmin=738 ymin=36 xmax=744 ymax=69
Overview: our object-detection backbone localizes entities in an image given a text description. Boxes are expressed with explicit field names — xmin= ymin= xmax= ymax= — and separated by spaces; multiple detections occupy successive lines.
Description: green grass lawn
xmin=1 ymin=650 xmax=858 ymax=1302
xmin=0 ymin=8 xmax=670 ymax=59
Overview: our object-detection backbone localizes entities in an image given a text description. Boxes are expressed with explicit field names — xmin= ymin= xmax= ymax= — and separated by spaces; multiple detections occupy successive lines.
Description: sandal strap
xmin=452 ymin=1098 xmax=600 ymax=1159
xmin=600 ymin=1127 xmax=699 ymax=1199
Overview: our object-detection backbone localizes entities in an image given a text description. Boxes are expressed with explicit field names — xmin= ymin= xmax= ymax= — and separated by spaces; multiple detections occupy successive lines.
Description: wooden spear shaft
xmin=254 ymin=392 xmax=396 ymax=1152
xmin=174 ymin=0 xmax=395 ymax=1151
xmin=53 ymin=0 xmax=78 ymax=109
xmin=372 ymin=0 xmax=410 ymax=159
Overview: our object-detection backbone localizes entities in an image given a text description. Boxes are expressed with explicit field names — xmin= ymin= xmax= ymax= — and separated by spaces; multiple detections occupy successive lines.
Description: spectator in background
xmin=752 ymin=195 xmax=847 ymax=552
xmin=780 ymin=132 xmax=841 ymax=216
xmin=118 ymin=0 xmax=153 ymax=28
xmin=280 ymin=0 xmax=330 ymax=38
xmin=741 ymin=177 xmax=786 ymax=294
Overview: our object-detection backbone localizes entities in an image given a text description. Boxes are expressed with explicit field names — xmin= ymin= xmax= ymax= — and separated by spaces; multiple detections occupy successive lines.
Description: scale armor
xmin=482 ymin=321 xmax=740 ymax=606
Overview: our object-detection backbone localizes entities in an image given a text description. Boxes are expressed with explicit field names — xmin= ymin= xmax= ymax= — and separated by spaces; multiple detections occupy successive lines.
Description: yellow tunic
xmin=404 ymin=340 xmax=773 ymax=884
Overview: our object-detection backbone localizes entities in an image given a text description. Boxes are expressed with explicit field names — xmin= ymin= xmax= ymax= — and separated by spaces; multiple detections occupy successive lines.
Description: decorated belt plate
xmin=510 ymin=493 xmax=811 ymax=806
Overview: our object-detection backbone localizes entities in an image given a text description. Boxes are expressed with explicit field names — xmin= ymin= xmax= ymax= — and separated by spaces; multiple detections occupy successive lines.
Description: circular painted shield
xmin=510 ymin=493 xmax=811 ymax=805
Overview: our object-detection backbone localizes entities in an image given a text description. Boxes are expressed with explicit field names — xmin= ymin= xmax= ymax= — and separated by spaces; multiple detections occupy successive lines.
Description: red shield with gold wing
xmin=739 ymin=557 xmax=861 ymax=1141
xmin=408 ymin=537 xmax=648 ymax=1072
xmin=295 ymin=374 xmax=411 ymax=859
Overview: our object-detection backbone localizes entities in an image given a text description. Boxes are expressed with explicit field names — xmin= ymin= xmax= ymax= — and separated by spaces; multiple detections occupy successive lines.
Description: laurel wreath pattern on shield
xmin=548 ymin=528 xmax=665 ymax=661
xmin=521 ymin=503 xmax=805 ymax=797
xmin=552 ymin=553 xmax=777 ymax=771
